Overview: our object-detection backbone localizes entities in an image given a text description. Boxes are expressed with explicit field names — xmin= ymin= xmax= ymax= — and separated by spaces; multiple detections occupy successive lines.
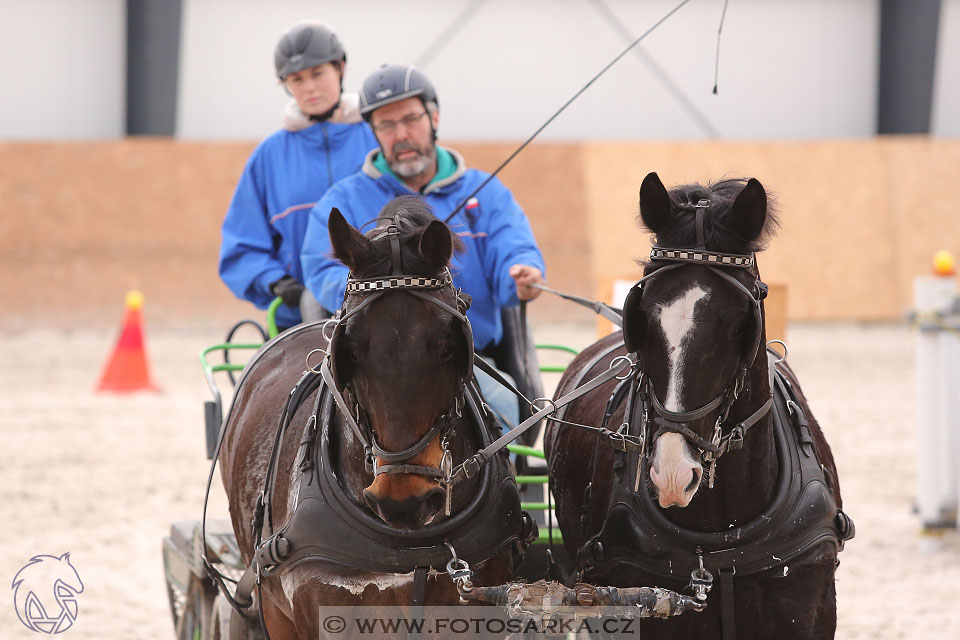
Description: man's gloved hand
xmin=509 ymin=265 xmax=544 ymax=301
xmin=269 ymin=276 xmax=305 ymax=307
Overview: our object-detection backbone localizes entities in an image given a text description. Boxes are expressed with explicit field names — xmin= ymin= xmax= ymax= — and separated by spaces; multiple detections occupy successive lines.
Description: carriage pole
xmin=912 ymin=250 xmax=960 ymax=550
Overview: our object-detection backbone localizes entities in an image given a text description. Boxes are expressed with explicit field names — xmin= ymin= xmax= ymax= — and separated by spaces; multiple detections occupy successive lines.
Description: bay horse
xmin=545 ymin=173 xmax=854 ymax=639
xmin=215 ymin=197 xmax=530 ymax=638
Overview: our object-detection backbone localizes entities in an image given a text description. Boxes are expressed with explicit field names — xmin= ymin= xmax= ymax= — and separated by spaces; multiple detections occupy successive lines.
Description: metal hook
xmin=305 ymin=348 xmax=327 ymax=374
xmin=610 ymin=355 xmax=636 ymax=380
xmin=320 ymin=318 xmax=338 ymax=343
xmin=767 ymin=339 xmax=788 ymax=363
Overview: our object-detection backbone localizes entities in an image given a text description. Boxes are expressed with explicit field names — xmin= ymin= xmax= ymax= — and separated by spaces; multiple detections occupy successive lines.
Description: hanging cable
xmin=589 ymin=0 xmax=720 ymax=138
xmin=713 ymin=0 xmax=730 ymax=94
xmin=443 ymin=0 xmax=693 ymax=224
xmin=414 ymin=0 xmax=492 ymax=70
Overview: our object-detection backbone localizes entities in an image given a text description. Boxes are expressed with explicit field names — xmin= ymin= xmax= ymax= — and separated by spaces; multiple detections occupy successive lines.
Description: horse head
xmin=326 ymin=196 xmax=474 ymax=528
xmin=623 ymin=172 xmax=778 ymax=508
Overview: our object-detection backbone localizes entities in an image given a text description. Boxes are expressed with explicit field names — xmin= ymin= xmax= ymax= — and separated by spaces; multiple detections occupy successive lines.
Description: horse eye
xmin=438 ymin=342 xmax=455 ymax=363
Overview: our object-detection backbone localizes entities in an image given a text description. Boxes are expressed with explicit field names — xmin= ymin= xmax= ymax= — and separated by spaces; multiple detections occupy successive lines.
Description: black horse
xmin=545 ymin=173 xmax=853 ymax=639
xmin=217 ymin=197 xmax=530 ymax=638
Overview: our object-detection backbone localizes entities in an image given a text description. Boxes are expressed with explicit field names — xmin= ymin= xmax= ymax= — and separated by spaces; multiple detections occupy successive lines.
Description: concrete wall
xmin=5 ymin=1 xmax=959 ymax=140
xmin=176 ymin=0 xmax=880 ymax=141
xmin=933 ymin=0 xmax=960 ymax=136
xmin=0 ymin=0 xmax=125 ymax=139
xmin=1 ymin=139 xmax=956 ymax=329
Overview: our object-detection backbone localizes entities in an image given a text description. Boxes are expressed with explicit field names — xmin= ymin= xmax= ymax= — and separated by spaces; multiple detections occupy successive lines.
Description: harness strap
xmin=412 ymin=566 xmax=430 ymax=607
xmin=453 ymin=355 xmax=635 ymax=480
xmin=530 ymin=282 xmax=624 ymax=327
xmin=376 ymin=464 xmax=445 ymax=479
xmin=372 ymin=422 xmax=444 ymax=464
xmin=715 ymin=395 xmax=774 ymax=457
xmin=695 ymin=199 xmax=709 ymax=248
xmin=652 ymin=417 xmax=719 ymax=453
xmin=649 ymin=380 xmax=725 ymax=422
xmin=719 ymin=567 xmax=736 ymax=640
xmin=320 ymin=359 xmax=372 ymax=451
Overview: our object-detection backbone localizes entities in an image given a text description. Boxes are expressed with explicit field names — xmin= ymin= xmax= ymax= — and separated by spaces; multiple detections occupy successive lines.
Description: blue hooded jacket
xmin=218 ymin=120 xmax=377 ymax=328
xmin=301 ymin=147 xmax=545 ymax=351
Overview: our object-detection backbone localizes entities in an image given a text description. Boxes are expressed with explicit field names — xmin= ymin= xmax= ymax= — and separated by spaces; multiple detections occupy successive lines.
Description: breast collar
xmin=248 ymin=370 xmax=527 ymax=578
xmin=578 ymin=351 xmax=855 ymax=582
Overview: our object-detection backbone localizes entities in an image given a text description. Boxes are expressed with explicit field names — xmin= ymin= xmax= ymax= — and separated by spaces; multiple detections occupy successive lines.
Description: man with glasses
xmin=301 ymin=63 xmax=546 ymax=428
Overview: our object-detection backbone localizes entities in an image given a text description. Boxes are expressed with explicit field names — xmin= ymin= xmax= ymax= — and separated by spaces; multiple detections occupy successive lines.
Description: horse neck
xmin=667 ymin=352 xmax=778 ymax=531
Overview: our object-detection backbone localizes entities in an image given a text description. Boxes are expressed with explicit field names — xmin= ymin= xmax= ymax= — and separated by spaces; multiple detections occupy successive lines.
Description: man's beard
xmin=388 ymin=141 xmax=436 ymax=178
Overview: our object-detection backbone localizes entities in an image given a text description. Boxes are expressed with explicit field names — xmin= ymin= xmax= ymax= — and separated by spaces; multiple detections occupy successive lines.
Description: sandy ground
xmin=1 ymin=320 xmax=958 ymax=639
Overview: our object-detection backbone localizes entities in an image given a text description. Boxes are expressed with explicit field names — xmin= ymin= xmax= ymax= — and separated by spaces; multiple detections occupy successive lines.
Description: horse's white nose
xmin=649 ymin=433 xmax=702 ymax=507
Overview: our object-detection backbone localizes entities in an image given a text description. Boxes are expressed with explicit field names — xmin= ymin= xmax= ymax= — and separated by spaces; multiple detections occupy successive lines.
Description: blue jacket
xmin=301 ymin=147 xmax=545 ymax=351
xmin=218 ymin=121 xmax=377 ymax=328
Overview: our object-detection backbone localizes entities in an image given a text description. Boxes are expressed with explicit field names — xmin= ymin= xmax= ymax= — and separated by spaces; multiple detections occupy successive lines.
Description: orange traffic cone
xmin=96 ymin=291 xmax=160 ymax=392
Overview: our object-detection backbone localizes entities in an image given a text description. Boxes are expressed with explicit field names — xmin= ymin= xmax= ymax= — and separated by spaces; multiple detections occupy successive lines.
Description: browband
xmin=346 ymin=270 xmax=453 ymax=293
xmin=650 ymin=247 xmax=754 ymax=268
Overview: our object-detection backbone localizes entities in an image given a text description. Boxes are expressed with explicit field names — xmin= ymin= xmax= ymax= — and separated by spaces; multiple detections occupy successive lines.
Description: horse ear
xmin=638 ymin=172 xmax=672 ymax=233
xmin=328 ymin=207 xmax=371 ymax=270
xmin=621 ymin=284 xmax=644 ymax=353
xmin=418 ymin=220 xmax=453 ymax=269
xmin=728 ymin=178 xmax=767 ymax=242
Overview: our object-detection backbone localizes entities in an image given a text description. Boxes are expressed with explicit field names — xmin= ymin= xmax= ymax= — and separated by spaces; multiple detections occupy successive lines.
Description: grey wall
xmin=1 ymin=0 xmax=957 ymax=141
xmin=0 ymin=0 xmax=125 ymax=139
xmin=932 ymin=0 xmax=960 ymax=136
xmin=176 ymin=0 xmax=881 ymax=141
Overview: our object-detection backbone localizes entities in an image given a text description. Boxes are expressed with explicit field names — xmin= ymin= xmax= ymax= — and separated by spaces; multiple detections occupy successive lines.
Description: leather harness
xmin=204 ymin=220 xmax=533 ymax=630
xmin=579 ymin=350 xmax=854 ymax=582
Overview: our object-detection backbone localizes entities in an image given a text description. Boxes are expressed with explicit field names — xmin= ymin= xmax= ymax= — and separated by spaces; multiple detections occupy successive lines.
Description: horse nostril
xmin=425 ymin=487 xmax=445 ymax=515
xmin=685 ymin=468 xmax=702 ymax=494
xmin=362 ymin=488 xmax=380 ymax=513
xmin=363 ymin=488 xmax=445 ymax=528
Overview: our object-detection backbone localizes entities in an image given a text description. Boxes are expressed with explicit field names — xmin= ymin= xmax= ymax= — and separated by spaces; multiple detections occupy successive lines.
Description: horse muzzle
xmin=363 ymin=474 xmax=446 ymax=529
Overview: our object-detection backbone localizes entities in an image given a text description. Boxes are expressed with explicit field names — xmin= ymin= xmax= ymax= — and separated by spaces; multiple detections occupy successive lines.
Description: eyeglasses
xmin=372 ymin=111 xmax=429 ymax=134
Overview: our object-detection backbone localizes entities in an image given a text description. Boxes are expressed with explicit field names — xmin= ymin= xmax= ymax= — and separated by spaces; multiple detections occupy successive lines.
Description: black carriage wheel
xmin=175 ymin=576 xmax=216 ymax=640
xmin=165 ymin=579 xmax=182 ymax=634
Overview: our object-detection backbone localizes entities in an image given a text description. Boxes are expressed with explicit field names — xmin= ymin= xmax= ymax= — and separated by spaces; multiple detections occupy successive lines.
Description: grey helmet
xmin=359 ymin=64 xmax=438 ymax=122
xmin=274 ymin=22 xmax=346 ymax=80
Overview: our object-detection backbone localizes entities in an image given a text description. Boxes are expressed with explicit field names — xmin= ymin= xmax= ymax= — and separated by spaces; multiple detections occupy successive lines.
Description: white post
xmin=913 ymin=273 xmax=959 ymax=548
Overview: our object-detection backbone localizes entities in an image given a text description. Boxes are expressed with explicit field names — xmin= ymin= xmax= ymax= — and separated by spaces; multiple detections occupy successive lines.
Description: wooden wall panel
xmin=1 ymin=138 xmax=957 ymax=329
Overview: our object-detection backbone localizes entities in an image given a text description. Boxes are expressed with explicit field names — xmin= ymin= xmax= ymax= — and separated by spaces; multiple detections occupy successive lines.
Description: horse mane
xmin=352 ymin=195 xmax=465 ymax=278
xmin=639 ymin=178 xmax=780 ymax=256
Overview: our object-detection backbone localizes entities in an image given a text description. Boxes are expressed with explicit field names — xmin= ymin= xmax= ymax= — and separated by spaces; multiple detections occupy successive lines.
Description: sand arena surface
xmin=1 ymin=321 xmax=958 ymax=639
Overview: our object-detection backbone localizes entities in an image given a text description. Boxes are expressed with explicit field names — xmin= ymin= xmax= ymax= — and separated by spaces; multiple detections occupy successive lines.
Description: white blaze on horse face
xmin=650 ymin=284 xmax=709 ymax=508
xmin=656 ymin=284 xmax=709 ymax=412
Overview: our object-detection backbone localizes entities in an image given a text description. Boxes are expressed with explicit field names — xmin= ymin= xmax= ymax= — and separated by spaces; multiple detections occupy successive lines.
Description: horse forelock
xmin=350 ymin=195 xmax=463 ymax=279
xmin=637 ymin=178 xmax=780 ymax=260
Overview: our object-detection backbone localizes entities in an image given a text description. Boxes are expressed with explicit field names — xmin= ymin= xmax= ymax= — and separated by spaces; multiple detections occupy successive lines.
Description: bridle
xmin=625 ymin=201 xmax=774 ymax=487
xmin=315 ymin=219 xmax=474 ymax=488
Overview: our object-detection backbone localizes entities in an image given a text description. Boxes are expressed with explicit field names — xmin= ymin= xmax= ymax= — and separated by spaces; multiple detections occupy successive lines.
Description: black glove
xmin=269 ymin=276 xmax=305 ymax=308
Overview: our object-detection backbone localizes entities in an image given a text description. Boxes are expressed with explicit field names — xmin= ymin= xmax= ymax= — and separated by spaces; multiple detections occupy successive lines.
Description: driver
xmin=301 ymin=64 xmax=546 ymax=427
xmin=218 ymin=21 xmax=376 ymax=332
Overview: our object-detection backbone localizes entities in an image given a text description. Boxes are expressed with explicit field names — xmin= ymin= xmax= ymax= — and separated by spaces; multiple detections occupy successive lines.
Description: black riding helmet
xmin=359 ymin=64 xmax=438 ymax=122
xmin=274 ymin=22 xmax=346 ymax=80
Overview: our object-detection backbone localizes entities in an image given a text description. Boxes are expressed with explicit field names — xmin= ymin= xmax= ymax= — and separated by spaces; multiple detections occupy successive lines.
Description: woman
xmin=218 ymin=21 xmax=376 ymax=330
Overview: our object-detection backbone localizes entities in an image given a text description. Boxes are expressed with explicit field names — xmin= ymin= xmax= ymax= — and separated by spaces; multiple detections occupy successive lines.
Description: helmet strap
xmin=308 ymin=97 xmax=342 ymax=123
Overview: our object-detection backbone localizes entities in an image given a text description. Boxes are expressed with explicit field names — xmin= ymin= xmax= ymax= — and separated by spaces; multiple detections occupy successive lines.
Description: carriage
xmin=163 ymin=178 xmax=854 ymax=639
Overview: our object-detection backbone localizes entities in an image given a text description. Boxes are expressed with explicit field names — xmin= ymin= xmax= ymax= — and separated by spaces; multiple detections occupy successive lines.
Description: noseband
xmin=626 ymin=203 xmax=774 ymax=487
xmin=317 ymin=220 xmax=473 ymax=484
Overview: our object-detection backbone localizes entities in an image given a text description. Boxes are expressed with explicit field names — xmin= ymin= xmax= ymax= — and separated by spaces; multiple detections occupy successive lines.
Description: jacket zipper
xmin=321 ymin=125 xmax=333 ymax=189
